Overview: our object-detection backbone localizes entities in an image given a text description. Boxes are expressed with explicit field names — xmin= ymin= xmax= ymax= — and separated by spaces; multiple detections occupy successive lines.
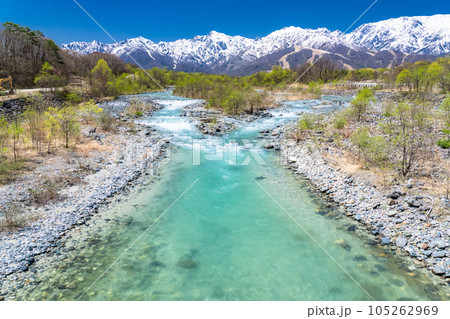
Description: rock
xmin=380 ymin=237 xmax=390 ymax=246
xmin=177 ymin=259 xmax=198 ymax=269
xmin=388 ymin=199 xmax=396 ymax=206
xmin=354 ymin=214 xmax=362 ymax=221
xmin=387 ymin=191 xmax=403 ymax=199
xmin=422 ymin=250 xmax=432 ymax=257
xmin=387 ymin=211 xmax=397 ymax=217
xmin=418 ymin=243 xmax=429 ymax=250
xmin=407 ymin=199 xmax=421 ymax=208
xmin=431 ymin=267 xmax=446 ymax=276
xmin=436 ymin=240 xmax=447 ymax=249
xmin=335 ymin=239 xmax=351 ymax=250
xmin=396 ymin=237 xmax=408 ymax=248
xmin=432 ymin=251 xmax=446 ymax=258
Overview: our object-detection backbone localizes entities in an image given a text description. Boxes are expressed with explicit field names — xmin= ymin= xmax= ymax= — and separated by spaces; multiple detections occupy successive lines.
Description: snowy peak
xmin=61 ymin=14 xmax=450 ymax=74
xmin=346 ymin=14 xmax=450 ymax=55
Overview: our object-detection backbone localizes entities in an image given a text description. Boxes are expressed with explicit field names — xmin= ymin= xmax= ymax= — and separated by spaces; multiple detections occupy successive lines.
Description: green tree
xmin=0 ymin=116 xmax=10 ymax=155
xmin=223 ymin=90 xmax=246 ymax=114
xmin=435 ymin=56 xmax=450 ymax=93
xmin=8 ymin=113 xmax=24 ymax=162
xmin=438 ymin=95 xmax=450 ymax=151
xmin=90 ymin=58 xmax=115 ymax=97
xmin=56 ymin=107 xmax=80 ymax=148
xmin=396 ymin=69 xmax=413 ymax=91
xmin=351 ymin=126 xmax=389 ymax=167
xmin=381 ymin=102 xmax=430 ymax=177
xmin=80 ymin=100 xmax=103 ymax=123
xmin=23 ymin=107 xmax=46 ymax=154
xmin=33 ymin=62 xmax=63 ymax=92
xmin=350 ymin=88 xmax=376 ymax=121
xmin=44 ymin=107 xmax=60 ymax=153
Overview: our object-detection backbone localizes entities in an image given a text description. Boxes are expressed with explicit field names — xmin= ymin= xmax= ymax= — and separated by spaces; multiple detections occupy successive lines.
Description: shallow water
xmin=16 ymin=93 xmax=448 ymax=301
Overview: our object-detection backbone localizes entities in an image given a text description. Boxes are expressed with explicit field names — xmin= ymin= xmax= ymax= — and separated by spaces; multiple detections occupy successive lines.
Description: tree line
xmin=0 ymin=22 xmax=131 ymax=88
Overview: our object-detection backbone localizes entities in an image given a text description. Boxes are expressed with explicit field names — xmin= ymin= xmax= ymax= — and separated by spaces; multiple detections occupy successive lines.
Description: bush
xmin=351 ymin=126 xmax=370 ymax=150
xmin=307 ymin=82 xmax=322 ymax=97
xmin=298 ymin=113 xmax=319 ymax=130
xmin=28 ymin=177 xmax=61 ymax=204
xmin=437 ymin=138 xmax=450 ymax=149
xmin=0 ymin=160 xmax=25 ymax=184
xmin=125 ymin=99 xmax=150 ymax=117
xmin=0 ymin=203 xmax=25 ymax=231
xmin=350 ymin=88 xmax=376 ymax=121
xmin=98 ymin=111 xmax=115 ymax=131
xmin=351 ymin=126 xmax=389 ymax=166
xmin=80 ymin=100 xmax=103 ymax=123
xmin=333 ymin=115 xmax=347 ymax=129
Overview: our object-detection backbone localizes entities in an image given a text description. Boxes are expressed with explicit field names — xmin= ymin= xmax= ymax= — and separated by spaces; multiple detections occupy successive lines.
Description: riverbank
xmin=0 ymin=121 xmax=169 ymax=282
xmin=269 ymin=116 xmax=449 ymax=284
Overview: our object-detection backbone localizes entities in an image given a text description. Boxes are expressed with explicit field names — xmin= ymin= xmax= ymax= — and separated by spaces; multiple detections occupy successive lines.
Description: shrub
xmin=298 ymin=113 xmax=318 ymax=130
xmin=80 ymin=100 xmax=103 ymax=123
xmin=307 ymin=82 xmax=322 ymax=98
xmin=65 ymin=91 xmax=82 ymax=106
xmin=350 ymin=88 xmax=376 ymax=121
xmin=28 ymin=177 xmax=61 ymax=204
xmin=351 ymin=126 xmax=370 ymax=150
xmin=0 ymin=203 xmax=25 ymax=231
xmin=0 ymin=160 xmax=25 ymax=184
xmin=437 ymin=138 xmax=450 ymax=149
xmin=333 ymin=115 xmax=347 ymax=129
xmin=125 ymin=99 xmax=149 ymax=117
xmin=98 ymin=111 xmax=115 ymax=131
xmin=0 ymin=116 xmax=9 ymax=154
xmin=351 ymin=126 xmax=390 ymax=167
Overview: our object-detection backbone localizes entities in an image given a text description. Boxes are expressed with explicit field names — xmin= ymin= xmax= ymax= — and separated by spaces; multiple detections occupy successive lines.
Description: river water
xmin=15 ymin=92 xmax=447 ymax=301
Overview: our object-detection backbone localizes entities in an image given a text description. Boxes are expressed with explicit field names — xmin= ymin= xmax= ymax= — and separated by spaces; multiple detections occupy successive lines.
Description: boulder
xmin=396 ymin=237 xmax=408 ymax=248
xmin=380 ymin=237 xmax=390 ymax=246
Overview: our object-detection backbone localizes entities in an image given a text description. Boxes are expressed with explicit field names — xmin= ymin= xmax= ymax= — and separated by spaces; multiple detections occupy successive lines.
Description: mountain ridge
xmin=61 ymin=14 xmax=450 ymax=75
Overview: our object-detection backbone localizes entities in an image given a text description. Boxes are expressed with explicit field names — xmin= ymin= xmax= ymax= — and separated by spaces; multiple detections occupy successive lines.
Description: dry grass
xmin=77 ymin=140 xmax=112 ymax=157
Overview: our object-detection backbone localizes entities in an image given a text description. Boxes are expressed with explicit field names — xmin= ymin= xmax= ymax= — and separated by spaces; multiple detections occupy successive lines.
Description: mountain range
xmin=62 ymin=14 xmax=450 ymax=75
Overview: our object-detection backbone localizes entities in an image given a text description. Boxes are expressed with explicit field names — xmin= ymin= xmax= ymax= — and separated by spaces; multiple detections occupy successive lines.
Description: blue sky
xmin=1 ymin=0 xmax=449 ymax=44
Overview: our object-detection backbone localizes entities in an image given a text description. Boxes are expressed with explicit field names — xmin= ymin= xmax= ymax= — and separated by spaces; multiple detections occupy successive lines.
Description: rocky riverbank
xmin=0 ymin=123 xmax=169 ymax=282
xmin=268 ymin=122 xmax=450 ymax=282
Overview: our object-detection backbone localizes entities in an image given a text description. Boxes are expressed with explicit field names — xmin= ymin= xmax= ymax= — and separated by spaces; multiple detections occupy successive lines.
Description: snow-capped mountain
xmin=61 ymin=14 xmax=449 ymax=74
xmin=346 ymin=14 xmax=450 ymax=55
